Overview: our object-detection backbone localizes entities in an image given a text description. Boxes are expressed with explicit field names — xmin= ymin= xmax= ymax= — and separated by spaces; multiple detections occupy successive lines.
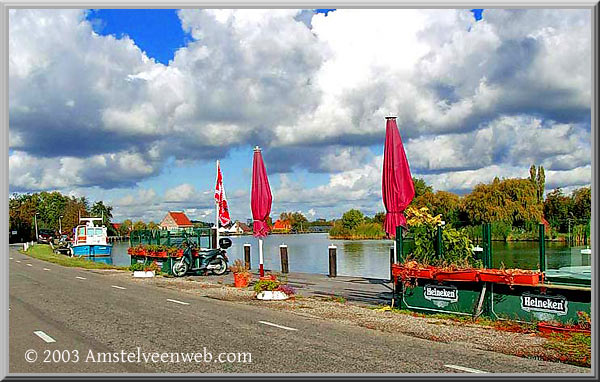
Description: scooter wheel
xmin=211 ymin=258 xmax=228 ymax=276
xmin=172 ymin=261 xmax=189 ymax=277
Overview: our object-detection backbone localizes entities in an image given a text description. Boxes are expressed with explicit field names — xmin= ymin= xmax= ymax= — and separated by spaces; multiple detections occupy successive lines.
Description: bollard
xmin=328 ymin=245 xmax=337 ymax=277
xmin=280 ymin=244 xmax=289 ymax=274
xmin=243 ymin=244 xmax=251 ymax=270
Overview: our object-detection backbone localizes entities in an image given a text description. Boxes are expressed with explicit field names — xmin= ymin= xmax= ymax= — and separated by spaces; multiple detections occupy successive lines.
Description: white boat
xmin=70 ymin=217 xmax=112 ymax=260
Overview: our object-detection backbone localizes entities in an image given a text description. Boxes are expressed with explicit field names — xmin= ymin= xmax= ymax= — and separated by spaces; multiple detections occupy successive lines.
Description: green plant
xmin=143 ymin=261 xmax=161 ymax=274
xmin=129 ymin=263 xmax=145 ymax=271
xmin=253 ymin=279 xmax=281 ymax=293
xmin=230 ymin=259 xmax=250 ymax=274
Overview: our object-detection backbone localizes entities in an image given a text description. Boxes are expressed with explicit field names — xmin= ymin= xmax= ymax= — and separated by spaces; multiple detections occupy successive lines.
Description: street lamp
xmin=34 ymin=213 xmax=39 ymax=243
xmin=59 ymin=215 xmax=63 ymax=234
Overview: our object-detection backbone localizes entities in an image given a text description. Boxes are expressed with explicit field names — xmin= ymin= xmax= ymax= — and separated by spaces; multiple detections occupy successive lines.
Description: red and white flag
xmin=215 ymin=161 xmax=231 ymax=226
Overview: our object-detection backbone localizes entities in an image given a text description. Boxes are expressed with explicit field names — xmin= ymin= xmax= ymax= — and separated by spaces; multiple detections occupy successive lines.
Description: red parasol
xmin=251 ymin=146 xmax=272 ymax=277
xmin=382 ymin=116 xmax=415 ymax=238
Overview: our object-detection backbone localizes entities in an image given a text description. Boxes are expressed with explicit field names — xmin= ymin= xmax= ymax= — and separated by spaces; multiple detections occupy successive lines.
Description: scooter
xmin=171 ymin=237 xmax=231 ymax=277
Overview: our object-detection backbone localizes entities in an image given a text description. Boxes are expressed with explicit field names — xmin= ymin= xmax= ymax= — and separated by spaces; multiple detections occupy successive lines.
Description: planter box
xmin=479 ymin=270 xmax=508 ymax=284
xmin=508 ymin=273 xmax=540 ymax=285
xmin=436 ymin=270 xmax=479 ymax=282
xmin=256 ymin=290 xmax=288 ymax=300
xmin=133 ymin=270 xmax=155 ymax=278
xmin=416 ymin=268 xmax=435 ymax=279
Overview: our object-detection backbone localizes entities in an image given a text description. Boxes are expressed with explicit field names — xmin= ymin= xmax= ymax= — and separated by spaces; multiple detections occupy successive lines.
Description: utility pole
xmin=34 ymin=213 xmax=39 ymax=242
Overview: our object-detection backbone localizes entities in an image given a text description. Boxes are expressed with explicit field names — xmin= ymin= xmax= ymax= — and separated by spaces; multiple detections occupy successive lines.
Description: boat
xmin=70 ymin=217 xmax=113 ymax=261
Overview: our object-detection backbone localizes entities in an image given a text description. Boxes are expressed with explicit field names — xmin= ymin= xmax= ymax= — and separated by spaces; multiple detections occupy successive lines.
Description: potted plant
xmin=230 ymin=259 xmax=252 ymax=288
xmin=130 ymin=261 xmax=159 ymax=278
xmin=478 ymin=268 xmax=508 ymax=283
xmin=253 ymin=275 xmax=292 ymax=300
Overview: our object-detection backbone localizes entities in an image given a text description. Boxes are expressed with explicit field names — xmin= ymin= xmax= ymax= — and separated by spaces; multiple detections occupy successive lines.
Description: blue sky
xmin=9 ymin=9 xmax=591 ymax=223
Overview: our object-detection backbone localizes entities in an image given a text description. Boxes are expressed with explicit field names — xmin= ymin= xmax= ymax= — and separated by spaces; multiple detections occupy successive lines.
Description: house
xmin=160 ymin=211 xmax=194 ymax=230
xmin=272 ymin=219 xmax=291 ymax=233
xmin=219 ymin=221 xmax=253 ymax=235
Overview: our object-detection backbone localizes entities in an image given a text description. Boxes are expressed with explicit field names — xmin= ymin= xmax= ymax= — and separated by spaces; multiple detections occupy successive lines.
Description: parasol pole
xmin=259 ymin=237 xmax=264 ymax=277
xmin=215 ymin=160 xmax=220 ymax=249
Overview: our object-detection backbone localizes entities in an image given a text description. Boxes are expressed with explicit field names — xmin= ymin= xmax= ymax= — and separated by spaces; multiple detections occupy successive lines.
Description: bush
xmin=253 ymin=279 xmax=281 ymax=293
xmin=129 ymin=263 xmax=145 ymax=271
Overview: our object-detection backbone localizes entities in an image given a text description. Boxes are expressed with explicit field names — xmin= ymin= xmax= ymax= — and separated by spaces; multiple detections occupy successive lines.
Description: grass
xmin=542 ymin=333 xmax=591 ymax=368
xmin=21 ymin=244 xmax=128 ymax=270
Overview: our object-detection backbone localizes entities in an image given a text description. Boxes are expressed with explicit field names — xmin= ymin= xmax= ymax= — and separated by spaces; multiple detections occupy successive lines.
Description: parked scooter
xmin=171 ymin=237 xmax=232 ymax=277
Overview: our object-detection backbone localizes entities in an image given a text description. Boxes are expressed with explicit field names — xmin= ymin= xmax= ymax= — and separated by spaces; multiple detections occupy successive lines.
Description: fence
xmin=129 ymin=228 xmax=215 ymax=249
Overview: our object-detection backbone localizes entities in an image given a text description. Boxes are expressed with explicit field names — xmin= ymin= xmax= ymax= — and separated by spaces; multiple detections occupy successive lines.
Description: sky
xmin=8 ymin=8 xmax=592 ymax=224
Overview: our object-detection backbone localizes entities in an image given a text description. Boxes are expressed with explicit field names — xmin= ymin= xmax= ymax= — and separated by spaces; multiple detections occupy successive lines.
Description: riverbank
xmin=21 ymin=244 xmax=128 ymax=270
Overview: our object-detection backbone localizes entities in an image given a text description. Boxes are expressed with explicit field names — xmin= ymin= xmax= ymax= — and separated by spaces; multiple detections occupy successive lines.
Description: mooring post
xmin=280 ymin=244 xmax=289 ymax=274
xmin=243 ymin=243 xmax=251 ymax=270
xmin=328 ymin=245 xmax=337 ymax=278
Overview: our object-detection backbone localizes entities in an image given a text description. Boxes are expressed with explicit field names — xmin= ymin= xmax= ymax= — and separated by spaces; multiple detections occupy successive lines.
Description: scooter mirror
xmin=219 ymin=237 xmax=232 ymax=249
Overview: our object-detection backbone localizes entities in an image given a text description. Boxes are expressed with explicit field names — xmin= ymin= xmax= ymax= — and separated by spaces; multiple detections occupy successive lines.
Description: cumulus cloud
xmin=8 ymin=8 xmax=591 ymax=220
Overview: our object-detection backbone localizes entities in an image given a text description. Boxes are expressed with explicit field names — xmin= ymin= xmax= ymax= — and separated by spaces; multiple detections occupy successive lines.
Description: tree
xmin=279 ymin=211 xmax=308 ymax=231
xmin=341 ymin=209 xmax=364 ymax=230
xmin=544 ymin=188 xmax=572 ymax=232
xmin=147 ymin=221 xmax=159 ymax=230
xmin=537 ymin=166 xmax=545 ymax=203
xmin=571 ymin=187 xmax=591 ymax=221
xmin=372 ymin=212 xmax=386 ymax=225
xmin=133 ymin=220 xmax=147 ymax=231
xmin=91 ymin=200 xmax=115 ymax=233
xmin=428 ymin=191 xmax=461 ymax=226
xmin=119 ymin=219 xmax=133 ymax=236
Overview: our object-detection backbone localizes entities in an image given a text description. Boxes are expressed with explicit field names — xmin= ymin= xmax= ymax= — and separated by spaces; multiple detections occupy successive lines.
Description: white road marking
xmin=111 ymin=285 xmax=126 ymax=290
xmin=43 ymin=268 xmax=50 ymax=271
xmin=16 ymin=260 xmax=21 ymax=263
xmin=75 ymin=276 xmax=86 ymax=280
xmin=258 ymin=321 xmax=298 ymax=331
xmin=166 ymin=298 xmax=189 ymax=305
xmin=34 ymin=331 xmax=56 ymax=343
xmin=444 ymin=365 xmax=488 ymax=373
xmin=26 ymin=264 xmax=33 ymax=267
xmin=9 ymin=257 xmax=13 ymax=260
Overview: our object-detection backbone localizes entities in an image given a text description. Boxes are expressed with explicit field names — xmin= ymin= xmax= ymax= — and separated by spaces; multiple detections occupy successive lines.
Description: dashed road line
xmin=16 ymin=260 xmax=21 ymax=263
xmin=9 ymin=257 xmax=13 ymax=260
xmin=258 ymin=321 xmax=298 ymax=331
xmin=444 ymin=365 xmax=488 ymax=373
xmin=166 ymin=298 xmax=189 ymax=305
xmin=111 ymin=285 xmax=126 ymax=290
xmin=75 ymin=276 xmax=87 ymax=280
xmin=43 ymin=268 xmax=50 ymax=271
xmin=26 ymin=264 xmax=33 ymax=267
xmin=34 ymin=331 xmax=56 ymax=343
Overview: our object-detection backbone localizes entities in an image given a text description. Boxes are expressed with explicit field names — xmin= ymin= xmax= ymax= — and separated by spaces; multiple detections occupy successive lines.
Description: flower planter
xmin=436 ymin=270 xmax=479 ymax=282
xmin=127 ymin=247 xmax=134 ymax=255
xmin=233 ymin=273 xmax=251 ymax=288
xmin=256 ymin=290 xmax=289 ymax=300
xmin=416 ymin=267 xmax=435 ymax=279
xmin=509 ymin=273 xmax=540 ymax=285
xmin=537 ymin=322 xmax=590 ymax=334
xmin=479 ymin=270 xmax=508 ymax=283
xmin=156 ymin=251 xmax=168 ymax=258
xmin=133 ymin=270 xmax=155 ymax=278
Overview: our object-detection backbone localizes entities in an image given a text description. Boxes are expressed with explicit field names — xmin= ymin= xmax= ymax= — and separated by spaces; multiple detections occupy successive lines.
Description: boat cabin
xmin=74 ymin=218 xmax=108 ymax=246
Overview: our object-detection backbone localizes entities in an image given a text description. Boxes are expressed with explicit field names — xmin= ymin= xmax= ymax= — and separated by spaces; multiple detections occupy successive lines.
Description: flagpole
xmin=215 ymin=160 xmax=220 ymax=249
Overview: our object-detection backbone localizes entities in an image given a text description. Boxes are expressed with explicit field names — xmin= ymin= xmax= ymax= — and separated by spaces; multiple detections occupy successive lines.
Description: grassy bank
xmin=329 ymin=222 xmax=387 ymax=240
xmin=21 ymin=244 xmax=127 ymax=270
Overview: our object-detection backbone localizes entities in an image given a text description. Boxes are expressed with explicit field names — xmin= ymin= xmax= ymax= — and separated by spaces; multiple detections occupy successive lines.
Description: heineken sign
xmin=521 ymin=293 xmax=568 ymax=316
xmin=424 ymin=284 xmax=458 ymax=306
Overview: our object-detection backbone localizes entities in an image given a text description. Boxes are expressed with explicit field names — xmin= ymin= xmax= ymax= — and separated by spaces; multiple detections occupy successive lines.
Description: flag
xmin=215 ymin=161 xmax=231 ymax=226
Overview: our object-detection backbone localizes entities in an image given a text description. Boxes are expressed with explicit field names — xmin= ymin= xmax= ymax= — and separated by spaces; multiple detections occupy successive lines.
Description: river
xmin=109 ymin=233 xmax=590 ymax=279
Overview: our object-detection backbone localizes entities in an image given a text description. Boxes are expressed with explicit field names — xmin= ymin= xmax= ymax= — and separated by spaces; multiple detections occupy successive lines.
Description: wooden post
xmin=280 ymin=244 xmax=289 ymax=274
xmin=243 ymin=243 xmax=251 ymax=270
xmin=328 ymin=245 xmax=337 ymax=277
xmin=211 ymin=227 xmax=217 ymax=249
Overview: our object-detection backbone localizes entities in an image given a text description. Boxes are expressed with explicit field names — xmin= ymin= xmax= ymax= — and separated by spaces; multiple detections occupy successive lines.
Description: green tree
xmin=341 ymin=209 xmax=364 ymax=230
xmin=147 ymin=221 xmax=159 ymax=230
xmin=571 ymin=187 xmax=591 ymax=221
xmin=133 ymin=220 xmax=147 ymax=231
xmin=544 ymin=188 xmax=572 ymax=232
xmin=537 ymin=166 xmax=545 ymax=203
xmin=119 ymin=219 xmax=133 ymax=236
xmin=429 ymin=191 xmax=461 ymax=226
xmin=372 ymin=212 xmax=386 ymax=225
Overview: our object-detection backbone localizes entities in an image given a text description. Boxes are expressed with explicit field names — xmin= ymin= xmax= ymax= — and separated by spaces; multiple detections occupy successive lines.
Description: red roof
xmin=168 ymin=211 xmax=193 ymax=227
xmin=112 ymin=223 xmax=121 ymax=230
xmin=273 ymin=220 xmax=291 ymax=230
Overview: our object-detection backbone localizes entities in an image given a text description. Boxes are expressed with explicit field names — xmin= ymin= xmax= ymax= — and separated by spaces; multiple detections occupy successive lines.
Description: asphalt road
xmin=8 ymin=245 xmax=589 ymax=375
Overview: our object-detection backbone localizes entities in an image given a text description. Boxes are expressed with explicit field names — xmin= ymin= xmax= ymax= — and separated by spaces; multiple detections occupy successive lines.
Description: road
xmin=8 ymin=245 xmax=589 ymax=375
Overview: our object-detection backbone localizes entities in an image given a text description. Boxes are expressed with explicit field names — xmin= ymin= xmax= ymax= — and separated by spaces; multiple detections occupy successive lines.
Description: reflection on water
xmin=108 ymin=234 xmax=589 ymax=279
